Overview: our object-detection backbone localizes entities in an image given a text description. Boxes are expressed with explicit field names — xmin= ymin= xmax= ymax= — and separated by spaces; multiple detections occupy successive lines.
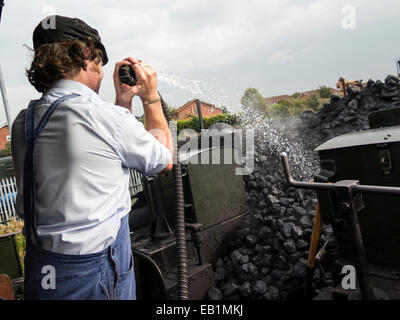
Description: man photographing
xmin=11 ymin=15 xmax=173 ymax=300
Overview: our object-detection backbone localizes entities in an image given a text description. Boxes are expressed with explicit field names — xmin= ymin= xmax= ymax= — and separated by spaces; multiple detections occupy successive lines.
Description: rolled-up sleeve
xmin=118 ymin=115 xmax=171 ymax=176
xmin=11 ymin=109 xmax=27 ymax=219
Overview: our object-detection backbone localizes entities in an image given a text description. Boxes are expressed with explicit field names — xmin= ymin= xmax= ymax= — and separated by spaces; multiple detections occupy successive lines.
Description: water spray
xmin=118 ymin=65 xmax=189 ymax=300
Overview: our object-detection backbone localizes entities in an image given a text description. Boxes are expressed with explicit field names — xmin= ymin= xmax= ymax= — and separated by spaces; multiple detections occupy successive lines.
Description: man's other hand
xmin=113 ymin=57 xmax=159 ymax=111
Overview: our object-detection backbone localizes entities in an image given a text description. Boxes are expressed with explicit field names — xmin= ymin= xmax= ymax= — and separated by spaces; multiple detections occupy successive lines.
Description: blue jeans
xmin=24 ymin=214 xmax=136 ymax=300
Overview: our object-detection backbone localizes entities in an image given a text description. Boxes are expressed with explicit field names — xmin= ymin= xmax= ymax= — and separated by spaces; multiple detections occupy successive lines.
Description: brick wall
xmin=177 ymin=100 xmax=223 ymax=120
xmin=0 ymin=125 xmax=9 ymax=150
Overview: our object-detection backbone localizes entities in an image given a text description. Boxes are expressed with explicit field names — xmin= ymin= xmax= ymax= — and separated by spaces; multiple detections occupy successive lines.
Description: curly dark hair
xmin=26 ymin=37 xmax=103 ymax=93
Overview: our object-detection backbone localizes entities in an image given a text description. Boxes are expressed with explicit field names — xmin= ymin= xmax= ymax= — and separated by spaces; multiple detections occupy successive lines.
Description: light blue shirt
xmin=12 ymin=79 xmax=171 ymax=254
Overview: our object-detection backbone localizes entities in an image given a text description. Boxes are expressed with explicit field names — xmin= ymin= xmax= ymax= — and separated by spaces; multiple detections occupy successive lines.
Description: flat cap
xmin=33 ymin=15 xmax=108 ymax=65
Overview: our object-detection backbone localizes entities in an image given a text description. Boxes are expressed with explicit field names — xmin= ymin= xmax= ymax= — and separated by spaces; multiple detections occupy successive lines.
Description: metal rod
xmin=397 ymin=58 xmax=400 ymax=78
xmin=279 ymin=152 xmax=400 ymax=300
xmin=0 ymin=1 xmax=4 ymax=24
xmin=280 ymin=153 xmax=335 ymax=191
xmin=347 ymin=209 xmax=375 ymax=300
xmin=0 ymin=65 xmax=12 ymax=133
xmin=195 ymin=99 xmax=204 ymax=130
xmin=353 ymin=184 xmax=400 ymax=196
xmin=280 ymin=152 xmax=400 ymax=196
xmin=336 ymin=183 xmax=375 ymax=300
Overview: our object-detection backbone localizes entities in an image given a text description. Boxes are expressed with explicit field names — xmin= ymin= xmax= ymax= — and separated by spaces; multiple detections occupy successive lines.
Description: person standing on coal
xmin=11 ymin=15 xmax=173 ymax=300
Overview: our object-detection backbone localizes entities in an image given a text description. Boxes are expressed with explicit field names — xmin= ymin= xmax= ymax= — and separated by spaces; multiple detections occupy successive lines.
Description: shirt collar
xmin=48 ymin=79 xmax=101 ymax=98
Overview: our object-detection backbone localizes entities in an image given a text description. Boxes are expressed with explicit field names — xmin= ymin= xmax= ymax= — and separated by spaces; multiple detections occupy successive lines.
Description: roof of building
xmin=177 ymin=99 xmax=218 ymax=112
xmin=298 ymin=88 xmax=340 ymax=99
xmin=297 ymin=90 xmax=317 ymax=99
xmin=265 ymin=87 xmax=340 ymax=104
xmin=176 ymin=99 xmax=223 ymax=120
xmin=264 ymin=95 xmax=292 ymax=105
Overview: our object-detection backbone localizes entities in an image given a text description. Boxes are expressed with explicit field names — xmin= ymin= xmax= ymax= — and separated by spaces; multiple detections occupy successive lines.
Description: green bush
xmin=177 ymin=113 xmax=239 ymax=134
xmin=318 ymin=85 xmax=332 ymax=99
xmin=0 ymin=141 xmax=11 ymax=158
xmin=241 ymin=88 xmax=267 ymax=113
xmin=291 ymin=92 xmax=301 ymax=99
xmin=268 ymin=98 xmax=311 ymax=117
xmin=305 ymin=94 xmax=321 ymax=111
xmin=0 ymin=218 xmax=25 ymax=274
xmin=177 ymin=117 xmax=201 ymax=133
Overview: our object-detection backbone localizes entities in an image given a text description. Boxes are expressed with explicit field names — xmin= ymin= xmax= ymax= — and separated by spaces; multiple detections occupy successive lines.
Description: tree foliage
xmin=291 ymin=92 xmax=301 ymax=99
xmin=305 ymin=94 xmax=321 ymax=111
xmin=0 ymin=141 xmax=11 ymax=158
xmin=167 ymin=106 xmax=179 ymax=120
xmin=241 ymin=88 xmax=267 ymax=113
xmin=268 ymin=93 xmax=324 ymax=117
xmin=135 ymin=114 xmax=145 ymax=124
xmin=318 ymin=85 xmax=332 ymax=99
xmin=270 ymin=98 xmax=308 ymax=116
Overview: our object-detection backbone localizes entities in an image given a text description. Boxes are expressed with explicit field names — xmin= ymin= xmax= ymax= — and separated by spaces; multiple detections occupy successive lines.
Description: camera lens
xmin=118 ymin=65 xmax=137 ymax=86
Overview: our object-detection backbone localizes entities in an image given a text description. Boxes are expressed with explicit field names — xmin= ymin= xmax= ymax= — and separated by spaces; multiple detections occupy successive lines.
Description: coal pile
xmin=208 ymin=149 xmax=340 ymax=300
xmin=208 ymin=75 xmax=400 ymax=300
xmin=300 ymin=75 xmax=400 ymax=150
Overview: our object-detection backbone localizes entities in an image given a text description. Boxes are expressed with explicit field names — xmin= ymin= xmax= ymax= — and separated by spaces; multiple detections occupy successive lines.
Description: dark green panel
xmin=159 ymin=147 xmax=247 ymax=230
xmin=316 ymin=141 xmax=400 ymax=268
xmin=0 ymin=233 xmax=22 ymax=279
xmin=186 ymin=147 xmax=247 ymax=228
xmin=369 ymin=108 xmax=400 ymax=129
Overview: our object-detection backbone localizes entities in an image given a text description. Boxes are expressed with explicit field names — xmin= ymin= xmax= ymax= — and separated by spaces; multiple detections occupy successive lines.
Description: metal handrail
xmin=280 ymin=152 xmax=400 ymax=196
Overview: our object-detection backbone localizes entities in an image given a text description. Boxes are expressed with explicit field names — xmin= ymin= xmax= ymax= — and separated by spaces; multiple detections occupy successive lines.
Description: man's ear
xmin=82 ymin=59 xmax=89 ymax=71
xmin=82 ymin=46 xmax=91 ymax=70
xmin=87 ymin=60 xmax=102 ymax=74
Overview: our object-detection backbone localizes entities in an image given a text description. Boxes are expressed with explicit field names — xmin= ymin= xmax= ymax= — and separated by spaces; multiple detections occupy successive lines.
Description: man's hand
xmin=113 ymin=57 xmax=159 ymax=112
xmin=114 ymin=57 xmax=173 ymax=172
xmin=113 ymin=58 xmax=139 ymax=111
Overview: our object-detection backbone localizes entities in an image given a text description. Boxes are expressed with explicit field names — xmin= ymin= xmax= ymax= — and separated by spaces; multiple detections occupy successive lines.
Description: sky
xmin=0 ymin=0 xmax=400 ymax=124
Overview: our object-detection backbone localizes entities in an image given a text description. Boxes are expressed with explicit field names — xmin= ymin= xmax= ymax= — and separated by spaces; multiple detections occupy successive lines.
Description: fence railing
xmin=0 ymin=170 xmax=144 ymax=224
xmin=129 ymin=169 xmax=144 ymax=197
xmin=0 ymin=176 xmax=17 ymax=224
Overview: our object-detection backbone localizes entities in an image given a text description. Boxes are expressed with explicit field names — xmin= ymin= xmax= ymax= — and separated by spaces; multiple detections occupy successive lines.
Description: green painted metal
xmin=185 ymin=147 xmax=247 ymax=228
xmin=159 ymin=146 xmax=247 ymax=230
xmin=369 ymin=107 xmax=400 ymax=129
xmin=316 ymin=125 xmax=400 ymax=151
xmin=132 ymin=136 xmax=249 ymax=299
xmin=0 ymin=232 xmax=22 ymax=279
xmin=315 ymin=133 xmax=400 ymax=268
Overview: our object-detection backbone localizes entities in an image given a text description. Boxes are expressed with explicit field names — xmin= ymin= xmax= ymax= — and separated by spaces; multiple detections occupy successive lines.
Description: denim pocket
xmin=115 ymin=253 xmax=136 ymax=300
xmin=118 ymin=253 xmax=134 ymax=282
xmin=24 ymin=260 xmax=107 ymax=300
xmin=25 ymin=250 xmax=104 ymax=282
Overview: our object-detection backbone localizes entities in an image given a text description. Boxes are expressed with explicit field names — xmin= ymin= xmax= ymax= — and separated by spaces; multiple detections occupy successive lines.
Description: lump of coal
xmin=245 ymin=234 xmax=258 ymax=248
xmin=300 ymin=215 xmax=313 ymax=228
xmin=208 ymin=287 xmax=223 ymax=300
xmin=262 ymin=286 xmax=280 ymax=300
xmin=252 ymin=280 xmax=267 ymax=296
xmin=214 ymin=267 xmax=226 ymax=281
xmin=237 ymin=263 xmax=258 ymax=282
xmin=222 ymin=283 xmax=239 ymax=297
xmin=239 ymin=281 xmax=252 ymax=298
xmin=231 ymin=250 xmax=249 ymax=268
